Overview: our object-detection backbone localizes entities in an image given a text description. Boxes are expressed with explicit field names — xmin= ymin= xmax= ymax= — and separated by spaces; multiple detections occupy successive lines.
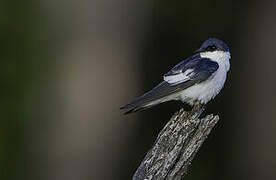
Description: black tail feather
xmin=123 ymin=106 xmax=149 ymax=115
xmin=120 ymin=81 xmax=180 ymax=114
xmin=123 ymin=108 xmax=137 ymax=115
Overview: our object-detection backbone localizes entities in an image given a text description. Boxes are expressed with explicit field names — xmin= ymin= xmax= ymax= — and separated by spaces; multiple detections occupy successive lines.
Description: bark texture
xmin=133 ymin=104 xmax=219 ymax=180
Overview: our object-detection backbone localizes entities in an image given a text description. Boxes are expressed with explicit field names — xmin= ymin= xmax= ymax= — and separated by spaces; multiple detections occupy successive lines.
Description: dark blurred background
xmin=1 ymin=0 xmax=276 ymax=179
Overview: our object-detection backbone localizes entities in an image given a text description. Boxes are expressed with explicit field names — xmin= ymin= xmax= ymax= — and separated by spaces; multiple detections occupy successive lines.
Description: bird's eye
xmin=206 ymin=45 xmax=217 ymax=52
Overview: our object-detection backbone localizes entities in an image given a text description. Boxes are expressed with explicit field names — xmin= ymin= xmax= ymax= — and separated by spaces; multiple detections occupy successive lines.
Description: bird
xmin=120 ymin=38 xmax=231 ymax=114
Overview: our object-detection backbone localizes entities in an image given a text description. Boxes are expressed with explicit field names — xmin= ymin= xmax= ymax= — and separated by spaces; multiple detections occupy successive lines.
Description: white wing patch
xmin=164 ymin=69 xmax=194 ymax=85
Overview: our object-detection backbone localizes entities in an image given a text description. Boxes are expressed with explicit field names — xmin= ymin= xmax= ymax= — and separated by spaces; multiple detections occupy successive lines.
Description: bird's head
xmin=195 ymin=38 xmax=231 ymax=63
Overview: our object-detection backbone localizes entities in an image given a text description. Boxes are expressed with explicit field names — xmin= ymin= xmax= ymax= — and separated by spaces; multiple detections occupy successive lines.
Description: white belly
xmin=179 ymin=60 xmax=229 ymax=105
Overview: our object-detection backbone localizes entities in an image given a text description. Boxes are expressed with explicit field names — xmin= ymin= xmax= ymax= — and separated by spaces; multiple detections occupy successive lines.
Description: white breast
xmin=179 ymin=51 xmax=230 ymax=105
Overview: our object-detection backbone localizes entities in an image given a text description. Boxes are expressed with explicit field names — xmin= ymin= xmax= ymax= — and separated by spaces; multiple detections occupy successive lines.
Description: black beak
xmin=194 ymin=48 xmax=205 ymax=54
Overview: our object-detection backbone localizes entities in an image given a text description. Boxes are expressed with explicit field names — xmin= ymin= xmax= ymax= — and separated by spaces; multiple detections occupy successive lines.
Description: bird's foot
xmin=190 ymin=102 xmax=206 ymax=118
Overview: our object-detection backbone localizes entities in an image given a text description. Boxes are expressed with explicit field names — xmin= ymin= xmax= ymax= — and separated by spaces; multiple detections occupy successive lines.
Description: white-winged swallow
xmin=121 ymin=38 xmax=231 ymax=114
